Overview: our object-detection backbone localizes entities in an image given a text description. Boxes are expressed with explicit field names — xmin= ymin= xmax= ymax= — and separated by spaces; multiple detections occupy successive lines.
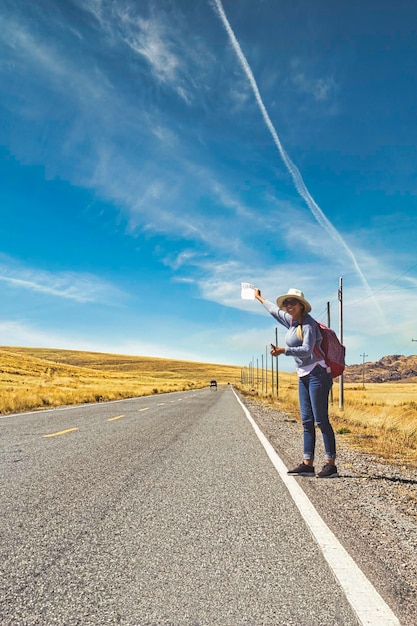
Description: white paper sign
xmin=241 ymin=282 xmax=255 ymax=300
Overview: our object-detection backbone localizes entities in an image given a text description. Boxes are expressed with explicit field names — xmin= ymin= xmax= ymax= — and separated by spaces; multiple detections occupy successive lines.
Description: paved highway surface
xmin=1 ymin=386 xmax=372 ymax=625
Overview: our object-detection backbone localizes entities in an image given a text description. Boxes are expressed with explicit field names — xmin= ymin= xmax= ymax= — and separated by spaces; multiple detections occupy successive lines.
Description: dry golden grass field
xmin=0 ymin=346 xmax=242 ymax=414
xmin=1 ymin=346 xmax=416 ymax=467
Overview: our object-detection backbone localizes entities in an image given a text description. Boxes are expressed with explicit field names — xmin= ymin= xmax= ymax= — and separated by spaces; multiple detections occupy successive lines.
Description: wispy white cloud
xmin=290 ymin=59 xmax=335 ymax=102
xmin=2 ymin=3 xmax=239 ymax=250
xmin=226 ymin=325 xmax=279 ymax=354
xmin=0 ymin=320 xmax=75 ymax=349
xmin=0 ymin=13 xmax=112 ymax=107
xmin=0 ymin=258 xmax=123 ymax=303
xmin=123 ymin=16 xmax=182 ymax=89
xmin=79 ymin=0 xmax=214 ymax=104
xmin=1 ymin=2 xmax=258 ymax=261
xmin=165 ymin=250 xmax=204 ymax=271
xmin=0 ymin=319 xmax=223 ymax=364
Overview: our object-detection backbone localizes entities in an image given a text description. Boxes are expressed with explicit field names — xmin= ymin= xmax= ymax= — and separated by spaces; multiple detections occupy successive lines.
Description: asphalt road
xmin=1 ymin=386 xmax=361 ymax=625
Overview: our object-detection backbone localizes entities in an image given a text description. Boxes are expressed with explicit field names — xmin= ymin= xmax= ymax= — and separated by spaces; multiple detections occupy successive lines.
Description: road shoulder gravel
xmin=238 ymin=392 xmax=417 ymax=626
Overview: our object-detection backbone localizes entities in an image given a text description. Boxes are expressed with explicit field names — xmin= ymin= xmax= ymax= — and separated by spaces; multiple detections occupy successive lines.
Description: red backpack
xmin=314 ymin=322 xmax=346 ymax=379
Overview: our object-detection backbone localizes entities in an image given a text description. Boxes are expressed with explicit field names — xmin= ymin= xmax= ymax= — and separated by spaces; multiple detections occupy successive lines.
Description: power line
xmin=345 ymin=261 xmax=417 ymax=308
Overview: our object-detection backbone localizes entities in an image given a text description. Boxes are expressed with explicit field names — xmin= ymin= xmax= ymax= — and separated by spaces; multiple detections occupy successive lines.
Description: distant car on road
xmin=210 ymin=380 xmax=217 ymax=389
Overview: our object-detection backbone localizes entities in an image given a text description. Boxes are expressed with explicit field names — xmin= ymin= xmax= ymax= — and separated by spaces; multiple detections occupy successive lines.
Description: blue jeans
xmin=298 ymin=365 xmax=336 ymax=461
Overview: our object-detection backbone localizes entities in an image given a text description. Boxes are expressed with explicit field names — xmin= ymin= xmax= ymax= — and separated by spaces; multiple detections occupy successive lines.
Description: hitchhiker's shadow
xmin=340 ymin=473 xmax=417 ymax=485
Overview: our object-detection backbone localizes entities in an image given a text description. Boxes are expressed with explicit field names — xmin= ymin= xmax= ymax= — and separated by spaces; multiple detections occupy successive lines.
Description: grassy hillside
xmin=0 ymin=346 xmax=242 ymax=415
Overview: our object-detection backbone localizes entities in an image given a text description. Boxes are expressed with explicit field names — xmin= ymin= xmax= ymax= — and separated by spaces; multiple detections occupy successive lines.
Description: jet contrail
xmin=212 ymin=0 xmax=374 ymax=297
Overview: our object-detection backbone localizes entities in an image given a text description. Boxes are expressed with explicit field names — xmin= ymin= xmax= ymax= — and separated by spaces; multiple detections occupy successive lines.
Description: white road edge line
xmin=232 ymin=388 xmax=400 ymax=626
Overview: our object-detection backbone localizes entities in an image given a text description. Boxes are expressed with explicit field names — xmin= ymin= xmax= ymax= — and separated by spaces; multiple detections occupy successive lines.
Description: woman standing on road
xmin=254 ymin=287 xmax=338 ymax=478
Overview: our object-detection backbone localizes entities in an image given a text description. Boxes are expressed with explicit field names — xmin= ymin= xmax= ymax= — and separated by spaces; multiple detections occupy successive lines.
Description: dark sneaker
xmin=317 ymin=463 xmax=339 ymax=478
xmin=287 ymin=462 xmax=315 ymax=476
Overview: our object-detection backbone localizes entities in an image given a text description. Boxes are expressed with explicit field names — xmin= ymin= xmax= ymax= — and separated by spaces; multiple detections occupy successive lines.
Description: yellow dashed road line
xmin=107 ymin=415 xmax=125 ymax=422
xmin=43 ymin=428 xmax=79 ymax=438
xmin=43 ymin=404 xmax=156 ymax=438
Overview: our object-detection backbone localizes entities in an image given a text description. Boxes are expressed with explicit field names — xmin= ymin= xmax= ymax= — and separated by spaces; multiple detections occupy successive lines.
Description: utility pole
xmin=265 ymin=345 xmax=268 ymax=395
xmin=338 ymin=277 xmax=344 ymax=410
xmin=275 ymin=327 xmax=279 ymax=397
xmin=261 ymin=354 xmax=264 ymax=393
xmin=360 ymin=352 xmax=368 ymax=388
xmin=327 ymin=301 xmax=333 ymax=404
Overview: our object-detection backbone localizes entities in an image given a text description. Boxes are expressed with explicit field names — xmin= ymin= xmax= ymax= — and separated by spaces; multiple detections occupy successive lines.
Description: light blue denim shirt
xmin=262 ymin=299 xmax=324 ymax=369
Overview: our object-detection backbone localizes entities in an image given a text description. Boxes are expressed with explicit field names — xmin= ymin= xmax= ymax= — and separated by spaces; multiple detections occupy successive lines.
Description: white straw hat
xmin=276 ymin=288 xmax=312 ymax=313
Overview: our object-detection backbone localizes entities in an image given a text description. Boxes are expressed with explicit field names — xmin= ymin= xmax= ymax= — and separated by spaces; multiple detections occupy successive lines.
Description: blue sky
xmin=1 ymin=0 xmax=417 ymax=371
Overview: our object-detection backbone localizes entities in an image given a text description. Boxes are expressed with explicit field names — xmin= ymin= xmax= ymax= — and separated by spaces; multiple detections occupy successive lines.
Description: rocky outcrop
xmin=344 ymin=354 xmax=417 ymax=383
